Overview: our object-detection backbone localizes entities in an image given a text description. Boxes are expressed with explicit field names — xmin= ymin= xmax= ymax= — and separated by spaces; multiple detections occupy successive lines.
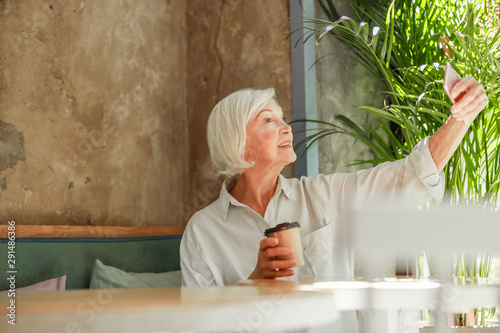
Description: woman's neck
xmin=229 ymin=169 xmax=280 ymax=218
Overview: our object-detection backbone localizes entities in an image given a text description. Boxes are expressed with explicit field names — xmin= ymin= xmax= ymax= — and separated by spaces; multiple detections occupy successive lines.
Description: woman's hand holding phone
xmin=444 ymin=63 xmax=487 ymax=124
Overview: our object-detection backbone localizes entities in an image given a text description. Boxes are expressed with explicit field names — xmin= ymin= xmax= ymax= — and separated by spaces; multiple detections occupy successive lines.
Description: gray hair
xmin=207 ymin=88 xmax=278 ymax=178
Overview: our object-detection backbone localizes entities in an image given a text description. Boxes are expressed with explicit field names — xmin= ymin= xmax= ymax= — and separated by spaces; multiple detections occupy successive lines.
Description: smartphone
xmin=444 ymin=62 xmax=461 ymax=103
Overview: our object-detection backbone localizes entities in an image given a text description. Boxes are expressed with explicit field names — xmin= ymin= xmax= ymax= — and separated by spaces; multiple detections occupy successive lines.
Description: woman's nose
xmin=280 ymin=121 xmax=291 ymax=133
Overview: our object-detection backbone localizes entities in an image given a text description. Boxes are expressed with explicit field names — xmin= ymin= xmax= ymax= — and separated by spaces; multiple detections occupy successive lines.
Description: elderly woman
xmin=180 ymin=78 xmax=487 ymax=330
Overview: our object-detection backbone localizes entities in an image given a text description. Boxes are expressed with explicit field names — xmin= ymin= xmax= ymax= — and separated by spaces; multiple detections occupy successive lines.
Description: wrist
xmin=248 ymin=269 xmax=260 ymax=280
xmin=429 ymin=115 xmax=469 ymax=171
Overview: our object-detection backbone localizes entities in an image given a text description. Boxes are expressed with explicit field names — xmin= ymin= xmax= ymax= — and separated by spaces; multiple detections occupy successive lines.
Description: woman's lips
xmin=278 ymin=142 xmax=291 ymax=148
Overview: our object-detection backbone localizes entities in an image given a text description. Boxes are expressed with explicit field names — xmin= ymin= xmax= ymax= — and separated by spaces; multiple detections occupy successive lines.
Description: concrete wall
xmin=315 ymin=0 xmax=384 ymax=174
xmin=184 ymin=0 xmax=292 ymax=220
xmin=0 ymin=0 xmax=291 ymax=226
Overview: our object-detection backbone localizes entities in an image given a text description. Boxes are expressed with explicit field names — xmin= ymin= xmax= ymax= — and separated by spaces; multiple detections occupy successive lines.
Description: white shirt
xmin=180 ymin=137 xmax=444 ymax=331
xmin=181 ymin=137 xmax=443 ymax=286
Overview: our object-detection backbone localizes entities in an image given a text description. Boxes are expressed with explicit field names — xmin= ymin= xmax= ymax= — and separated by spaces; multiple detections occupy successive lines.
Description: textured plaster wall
xmin=315 ymin=0 xmax=385 ymax=174
xmin=0 ymin=0 xmax=291 ymax=226
xmin=183 ymin=0 xmax=292 ymax=220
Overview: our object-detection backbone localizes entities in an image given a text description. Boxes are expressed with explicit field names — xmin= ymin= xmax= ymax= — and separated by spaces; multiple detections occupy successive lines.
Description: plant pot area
xmin=421 ymin=326 xmax=500 ymax=332
xmin=418 ymin=309 xmax=500 ymax=332
xmin=345 ymin=204 xmax=500 ymax=333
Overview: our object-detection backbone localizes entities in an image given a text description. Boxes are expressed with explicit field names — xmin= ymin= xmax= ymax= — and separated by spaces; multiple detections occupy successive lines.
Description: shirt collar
xmin=216 ymin=174 xmax=295 ymax=221
xmin=278 ymin=174 xmax=296 ymax=200
xmin=216 ymin=177 xmax=237 ymax=221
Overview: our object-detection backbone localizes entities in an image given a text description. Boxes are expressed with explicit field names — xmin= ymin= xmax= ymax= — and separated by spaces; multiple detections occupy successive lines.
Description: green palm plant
xmin=285 ymin=0 xmax=500 ymax=326
xmin=286 ymin=0 xmax=500 ymax=206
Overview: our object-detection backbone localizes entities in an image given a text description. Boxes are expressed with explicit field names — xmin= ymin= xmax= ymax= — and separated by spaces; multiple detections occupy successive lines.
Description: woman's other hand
xmin=248 ymin=237 xmax=297 ymax=279
xmin=449 ymin=76 xmax=488 ymax=124
xmin=430 ymin=76 xmax=488 ymax=171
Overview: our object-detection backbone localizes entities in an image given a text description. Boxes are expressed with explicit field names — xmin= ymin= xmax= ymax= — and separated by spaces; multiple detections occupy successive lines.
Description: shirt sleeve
xmin=335 ymin=136 xmax=445 ymax=207
xmin=180 ymin=228 xmax=216 ymax=287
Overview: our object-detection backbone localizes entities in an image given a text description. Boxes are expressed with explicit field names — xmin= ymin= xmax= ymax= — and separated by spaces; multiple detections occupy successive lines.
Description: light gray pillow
xmin=89 ymin=259 xmax=182 ymax=289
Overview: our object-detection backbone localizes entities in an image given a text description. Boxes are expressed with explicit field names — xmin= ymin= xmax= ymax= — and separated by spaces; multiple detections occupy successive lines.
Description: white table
xmin=245 ymin=278 xmax=500 ymax=333
xmin=0 ymin=283 xmax=338 ymax=333
xmin=3 ymin=278 xmax=499 ymax=333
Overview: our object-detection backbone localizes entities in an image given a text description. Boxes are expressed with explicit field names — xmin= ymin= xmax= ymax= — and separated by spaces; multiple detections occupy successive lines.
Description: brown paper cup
xmin=265 ymin=222 xmax=304 ymax=266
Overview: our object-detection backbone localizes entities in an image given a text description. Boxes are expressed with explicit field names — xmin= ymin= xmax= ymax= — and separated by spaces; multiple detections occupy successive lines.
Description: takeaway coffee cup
xmin=264 ymin=222 xmax=304 ymax=266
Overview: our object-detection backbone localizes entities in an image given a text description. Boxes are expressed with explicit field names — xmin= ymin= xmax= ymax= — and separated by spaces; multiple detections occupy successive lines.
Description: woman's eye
xmin=265 ymin=118 xmax=272 ymax=123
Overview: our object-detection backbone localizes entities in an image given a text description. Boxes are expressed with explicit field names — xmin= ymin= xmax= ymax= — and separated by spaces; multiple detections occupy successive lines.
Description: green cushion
xmin=0 ymin=236 xmax=181 ymax=290
xmin=89 ymin=259 xmax=182 ymax=289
